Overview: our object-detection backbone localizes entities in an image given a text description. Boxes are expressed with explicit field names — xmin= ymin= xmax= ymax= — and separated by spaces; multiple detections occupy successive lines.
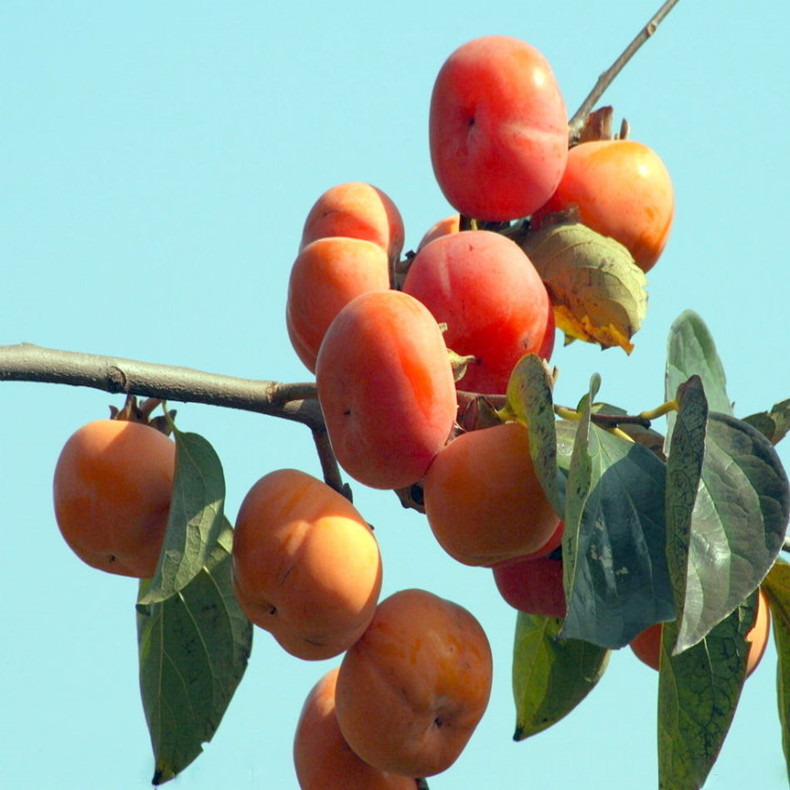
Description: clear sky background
xmin=2 ymin=1 xmax=789 ymax=788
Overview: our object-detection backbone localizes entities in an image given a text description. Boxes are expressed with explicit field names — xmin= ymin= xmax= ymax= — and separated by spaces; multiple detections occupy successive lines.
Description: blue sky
xmin=2 ymin=2 xmax=789 ymax=788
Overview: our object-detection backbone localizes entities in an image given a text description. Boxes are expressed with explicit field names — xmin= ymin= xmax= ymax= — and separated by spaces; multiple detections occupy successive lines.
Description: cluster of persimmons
xmin=50 ymin=33 xmax=770 ymax=788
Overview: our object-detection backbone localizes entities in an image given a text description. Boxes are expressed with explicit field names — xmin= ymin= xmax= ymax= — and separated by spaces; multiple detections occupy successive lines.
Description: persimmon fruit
xmin=429 ymin=35 xmax=568 ymax=221
xmin=403 ymin=230 xmax=553 ymax=394
xmin=416 ymin=214 xmax=460 ymax=251
xmin=537 ymin=139 xmax=674 ymax=273
xmin=232 ymin=468 xmax=382 ymax=660
xmin=423 ymin=421 xmax=559 ymax=566
xmin=52 ymin=418 xmax=175 ymax=578
xmin=335 ymin=588 xmax=493 ymax=778
xmin=492 ymin=555 xmax=566 ymax=619
xmin=286 ymin=236 xmax=390 ymax=373
xmin=630 ymin=588 xmax=770 ymax=676
xmin=293 ymin=667 xmax=418 ymax=790
xmin=316 ymin=289 xmax=457 ymax=490
xmin=300 ymin=181 xmax=405 ymax=267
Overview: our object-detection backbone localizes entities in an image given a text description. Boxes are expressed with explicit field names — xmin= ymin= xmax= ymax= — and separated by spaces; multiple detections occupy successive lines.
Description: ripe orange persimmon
xmin=286 ymin=236 xmax=390 ymax=372
xmin=293 ymin=667 xmax=418 ymax=790
xmin=429 ymin=35 xmax=568 ymax=221
xmin=537 ymin=139 xmax=674 ymax=273
xmin=316 ymin=290 xmax=457 ymax=490
xmin=630 ymin=589 xmax=770 ymax=676
xmin=52 ymin=418 xmax=175 ymax=578
xmin=423 ymin=421 xmax=559 ymax=566
xmin=232 ymin=469 xmax=382 ymax=660
xmin=403 ymin=230 xmax=554 ymax=394
xmin=335 ymin=589 xmax=493 ymax=778
xmin=416 ymin=214 xmax=460 ymax=251
xmin=300 ymin=181 xmax=405 ymax=267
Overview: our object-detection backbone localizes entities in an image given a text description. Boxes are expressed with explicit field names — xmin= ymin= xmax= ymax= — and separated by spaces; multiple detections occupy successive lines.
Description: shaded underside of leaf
xmin=520 ymin=221 xmax=647 ymax=353
xmin=504 ymin=353 xmax=562 ymax=514
xmin=139 ymin=429 xmax=227 ymax=606
xmin=560 ymin=376 xmax=673 ymax=649
xmin=657 ymin=593 xmax=757 ymax=790
xmin=137 ymin=521 xmax=252 ymax=784
xmin=562 ymin=423 xmax=673 ymax=648
xmin=512 ymin=612 xmax=609 ymax=740
xmin=762 ymin=561 xmax=790 ymax=783
xmin=664 ymin=376 xmax=708 ymax=653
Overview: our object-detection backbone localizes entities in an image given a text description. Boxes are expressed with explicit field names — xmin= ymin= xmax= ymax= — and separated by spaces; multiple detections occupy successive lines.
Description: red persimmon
xmin=429 ymin=35 xmax=568 ymax=221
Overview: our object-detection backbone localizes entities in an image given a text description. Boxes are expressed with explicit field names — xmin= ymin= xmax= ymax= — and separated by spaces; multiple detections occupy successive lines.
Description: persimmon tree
xmin=4 ymin=1 xmax=790 ymax=789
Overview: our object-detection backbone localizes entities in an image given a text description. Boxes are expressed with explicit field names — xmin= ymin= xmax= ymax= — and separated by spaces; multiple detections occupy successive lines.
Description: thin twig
xmin=568 ymin=0 xmax=681 ymax=140
xmin=311 ymin=427 xmax=351 ymax=500
xmin=0 ymin=343 xmax=324 ymax=429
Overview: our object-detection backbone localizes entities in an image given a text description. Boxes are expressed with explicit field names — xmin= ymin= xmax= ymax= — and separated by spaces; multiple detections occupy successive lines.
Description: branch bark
xmin=0 ymin=343 xmax=324 ymax=430
xmin=568 ymin=0 xmax=681 ymax=141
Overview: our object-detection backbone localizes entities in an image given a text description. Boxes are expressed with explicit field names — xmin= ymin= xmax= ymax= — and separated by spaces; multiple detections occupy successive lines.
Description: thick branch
xmin=0 ymin=343 xmax=324 ymax=430
xmin=568 ymin=0 xmax=681 ymax=140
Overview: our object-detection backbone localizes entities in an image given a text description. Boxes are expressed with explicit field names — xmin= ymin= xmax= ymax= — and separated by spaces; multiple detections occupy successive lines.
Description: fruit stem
xmin=311 ymin=427 xmax=352 ymax=501
xmin=568 ymin=0 xmax=682 ymax=142
xmin=554 ymin=400 xmax=678 ymax=430
xmin=608 ymin=426 xmax=635 ymax=443
xmin=640 ymin=399 xmax=679 ymax=421
xmin=555 ymin=405 xmax=582 ymax=423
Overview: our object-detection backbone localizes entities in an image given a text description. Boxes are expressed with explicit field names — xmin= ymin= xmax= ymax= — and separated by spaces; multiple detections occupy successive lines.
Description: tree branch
xmin=0 ymin=343 xmax=324 ymax=430
xmin=568 ymin=0 xmax=681 ymax=140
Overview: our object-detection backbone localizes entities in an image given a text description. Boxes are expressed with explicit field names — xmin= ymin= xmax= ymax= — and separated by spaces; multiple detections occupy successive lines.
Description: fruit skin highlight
xmin=630 ymin=588 xmax=771 ymax=676
xmin=53 ymin=419 xmax=175 ymax=578
xmin=423 ymin=421 xmax=559 ymax=567
xmin=316 ymin=289 xmax=458 ymax=490
xmin=232 ymin=468 xmax=382 ymax=661
xmin=403 ymin=230 xmax=553 ymax=394
xmin=536 ymin=139 xmax=674 ymax=273
xmin=335 ymin=588 xmax=493 ymax=778
xmin=293 ymin=667 xmax=418 ymax=790
xmin=429 ymin=35 xmax=568 ymax=221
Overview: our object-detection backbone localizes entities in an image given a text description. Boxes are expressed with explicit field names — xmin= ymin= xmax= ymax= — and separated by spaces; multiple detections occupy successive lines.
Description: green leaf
xmin=743 ymin=398 xmax=790 ymax=446
xmin=657 ymin=593 xmax=758 ymax=790
xmin=504 ymin=353 xmax=563 ymax=514
xmin=520 ymin=221 xmax=647 ymax=353
xmin=560 ymin=378 xmax=674 ymax=648
xmin=512 ymin=612 xmax=609 ymax=740
xmin=560 ymin=378 xmax=596 ymax=640
xmin=137 ymin=519 xmax=252 ymax=784
xmin=139 ymin=428 xmax=227 ymax=605
xmin=555 ymin=419 xmax=576 ymax=472
xmin=666 ymin=382 xmax=790 ymax=653
xmin=665 ymin=311 xmax=732 ymax=452
xmin=664 ymin=375 xmax=708 ymax=653
xmin=763 ymin=562 xmax=790 ymax=783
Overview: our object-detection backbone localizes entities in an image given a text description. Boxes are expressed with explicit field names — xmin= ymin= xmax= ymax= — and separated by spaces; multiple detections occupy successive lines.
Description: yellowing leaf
xmin=520 ymin=222 xmax=647 ymax=353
